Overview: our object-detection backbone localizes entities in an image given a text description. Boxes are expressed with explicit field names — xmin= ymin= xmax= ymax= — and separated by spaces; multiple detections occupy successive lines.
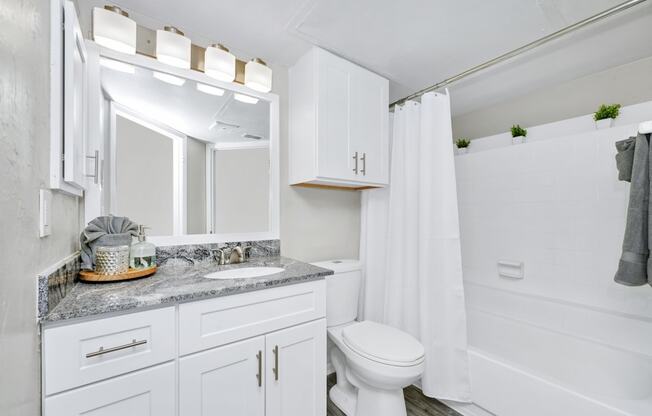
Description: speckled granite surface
xmin=37 ymin=253 xmax=81 ymax=319
xmin=156 ymin=240 xmax=280 ymax=266
xmin=42 ymin=256 xmax=332 ymax=323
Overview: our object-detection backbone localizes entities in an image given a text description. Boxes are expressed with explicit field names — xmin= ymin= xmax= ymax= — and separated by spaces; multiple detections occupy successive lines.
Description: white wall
xmin=455 ymin=105 xmax=652 ymax=415
xmin=452 ymin=55 xmax=652 ymax=140
xmin=115 ymin=115 xmax=174 ymax=236
xmin=0 ymin=1 xmax=83 ymax=414
xmin=213 ymin=147 xmax=270 ymax=233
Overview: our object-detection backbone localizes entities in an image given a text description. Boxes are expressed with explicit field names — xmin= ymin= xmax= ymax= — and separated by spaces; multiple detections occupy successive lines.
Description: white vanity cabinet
xmin=179 ymin=320 xmax=326 ymax=416
xmin=42 ymin=280 xmax=326 ymax=416
xmin=289 ymin=47 xmax=389 ymax=189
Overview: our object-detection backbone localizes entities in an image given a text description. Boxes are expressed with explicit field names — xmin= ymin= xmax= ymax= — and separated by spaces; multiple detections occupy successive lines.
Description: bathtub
xmin=462 ymin=283 xmax=652 ymax=416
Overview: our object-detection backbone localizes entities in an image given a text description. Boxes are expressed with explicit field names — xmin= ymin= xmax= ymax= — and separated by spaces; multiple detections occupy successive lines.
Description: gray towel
xmin=80 ymin=216 xmax=139 ymax=270
xmin=614 ymin=134 xmax=651 ymax=286
xmin=615 ymin=137 xmax=636 ymax=182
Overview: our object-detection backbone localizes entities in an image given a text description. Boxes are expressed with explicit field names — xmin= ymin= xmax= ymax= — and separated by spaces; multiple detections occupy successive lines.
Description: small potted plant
xmin=594 ymin=104 xmax=621 ymax=129
xmin=455 ymin=138 xmax=471 ymax=155
xmin=511 ymin=125 xmax=527 ymax=145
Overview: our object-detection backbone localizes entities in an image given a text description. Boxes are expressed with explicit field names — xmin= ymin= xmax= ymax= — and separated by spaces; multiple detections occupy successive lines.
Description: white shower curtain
xmin=360 ymin=91 xmax=471 ymax=402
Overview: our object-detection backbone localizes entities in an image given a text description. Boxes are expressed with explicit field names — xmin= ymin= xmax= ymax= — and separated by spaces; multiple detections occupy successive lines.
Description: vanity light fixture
xmin=92 ymin=5 xmax=137 ymax=54
xmin=196 ymin=83 xmax=225 ymax=96
xmin=233 ymin=93 xmax=259 ymax=105
xmin=99 ymin=57 xmax=135 ymax=74
xmin=244 ymin=58 xmax=272 ymax=93
xmin=153 ymin=71 xmax=186 ymax=86
xmin=156 ymin=26 xmax=191 ymax=69
xmin=204 ymin=44 xmax=236 ymax=82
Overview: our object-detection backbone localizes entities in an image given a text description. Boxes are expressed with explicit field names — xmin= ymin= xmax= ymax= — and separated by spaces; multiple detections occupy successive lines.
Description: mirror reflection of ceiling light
xmin=244 ymin=58 xmax=272 ymax=93
xmin=99 ymin=57 xmax=135 ymax=74
xmin=204 ymin=44 xmax=236 ymax=82
xmin=156 ymin=26 xmax=191 ymax=69
xmin=153 ymin=71 xmax=186 ymax=86
xmin=92 ymin=6 xmax=137 ymax=54
xmin=196 ymin=83 xmax=225 ymax=96
xmin=233 ymin=93 xmax=259 ymax=104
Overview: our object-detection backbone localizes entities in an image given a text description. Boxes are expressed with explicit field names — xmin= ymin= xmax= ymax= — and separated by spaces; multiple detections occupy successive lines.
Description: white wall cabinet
xmin=49 ymin=0 xmax=89 ymax=196
xmin=42 ymin=281 xmax=326 ymax=416
xmin=289 ymin=47 xmax=389 ymax=189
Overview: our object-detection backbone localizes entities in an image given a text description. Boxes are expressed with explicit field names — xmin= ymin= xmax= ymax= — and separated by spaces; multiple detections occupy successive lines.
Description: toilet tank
xmin=311 ymin=259 xmax=361 ymax=327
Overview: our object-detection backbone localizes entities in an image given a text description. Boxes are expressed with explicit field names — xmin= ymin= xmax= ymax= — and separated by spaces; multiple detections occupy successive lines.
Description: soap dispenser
xmin=130 ymin=225 xmax=157 ymax=269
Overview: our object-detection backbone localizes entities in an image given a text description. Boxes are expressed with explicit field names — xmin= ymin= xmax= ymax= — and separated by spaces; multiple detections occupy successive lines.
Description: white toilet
xmin=312 ymin=259 xmax=425 ymax=416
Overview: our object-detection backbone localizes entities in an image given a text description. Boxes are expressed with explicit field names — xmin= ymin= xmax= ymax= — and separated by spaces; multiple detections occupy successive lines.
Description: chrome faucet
xmin=211 ymin=245 xmax=252 ymax=265
xmin=229 ymin=245 xmax=252 ymax=264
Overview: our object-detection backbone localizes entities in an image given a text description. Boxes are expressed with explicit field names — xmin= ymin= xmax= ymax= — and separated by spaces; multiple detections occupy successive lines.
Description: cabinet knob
xmin=352 ymin=152 xmax=359 ymax=175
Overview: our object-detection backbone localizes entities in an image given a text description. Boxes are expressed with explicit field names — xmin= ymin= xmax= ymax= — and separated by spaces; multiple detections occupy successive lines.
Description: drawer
xmin=44 ymin=362 xmax=175 ymax=416
xmin=43 ymin=307 xmax=175 ymax=395
xmin=179 ymin=280 xmax=326 ymax=355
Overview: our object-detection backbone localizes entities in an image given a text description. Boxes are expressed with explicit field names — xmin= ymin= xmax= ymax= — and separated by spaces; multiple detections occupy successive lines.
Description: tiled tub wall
xmin=455 ymin=123 xmax=652 ymax=415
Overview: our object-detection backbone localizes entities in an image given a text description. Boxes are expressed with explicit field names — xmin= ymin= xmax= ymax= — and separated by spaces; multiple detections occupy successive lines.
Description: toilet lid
xmin=342 ymin=321 xmax=424 ymax=366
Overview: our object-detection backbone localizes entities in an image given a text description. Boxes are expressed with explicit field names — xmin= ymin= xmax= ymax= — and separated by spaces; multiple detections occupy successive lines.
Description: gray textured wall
xmin=452 ymin=55 xmax=652 ymax=140
xmin=0 ymin=1 xmax=83 ymax=414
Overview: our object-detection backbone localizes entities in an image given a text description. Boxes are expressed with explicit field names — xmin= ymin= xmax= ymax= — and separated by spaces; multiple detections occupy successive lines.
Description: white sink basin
xmin=204 ymin=267 xmax=284 ymax=280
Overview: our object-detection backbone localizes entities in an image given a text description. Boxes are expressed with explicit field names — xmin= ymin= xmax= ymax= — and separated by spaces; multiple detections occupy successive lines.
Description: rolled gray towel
xmin=615 ymin=137 xmax=636 ymax=182
xmin=80 ymin=216 xmax=139 ymax=270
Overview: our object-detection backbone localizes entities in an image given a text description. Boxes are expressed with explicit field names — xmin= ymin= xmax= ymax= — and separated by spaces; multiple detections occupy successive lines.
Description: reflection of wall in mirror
xmin=115 ymin=115 xmax=174 ymax=236
xmin=213 ymin=147 xmax=270 ymax=233
xmin=187 ymin=138 xmax=207 ymax=234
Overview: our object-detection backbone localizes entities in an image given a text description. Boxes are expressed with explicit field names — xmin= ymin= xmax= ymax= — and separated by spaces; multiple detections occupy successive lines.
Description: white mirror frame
xmin=91 ymin=42 xmax=280 ymax=246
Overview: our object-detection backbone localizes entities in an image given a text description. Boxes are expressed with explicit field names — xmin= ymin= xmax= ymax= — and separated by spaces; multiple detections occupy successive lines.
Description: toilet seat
xmin=341 ymin=321 xmax=424 ymax=367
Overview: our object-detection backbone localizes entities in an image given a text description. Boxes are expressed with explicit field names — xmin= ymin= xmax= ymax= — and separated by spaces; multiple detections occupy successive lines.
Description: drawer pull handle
xmin=272 ymin=345 xmax=279 ymax=381
xmin=360 ymin=152 xmax=366 ymax=176
xmin=352 ymin=152 xmax=359 ymax=175
xmin=256 ymin=350 xmax=262 ymax=387
xmin=85 ymin=339 xmax=147 ymax=358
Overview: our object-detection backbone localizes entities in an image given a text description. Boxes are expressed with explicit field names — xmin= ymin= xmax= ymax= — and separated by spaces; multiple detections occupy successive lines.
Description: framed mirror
xmin=89 ymin=46 xmax=279 ymax=245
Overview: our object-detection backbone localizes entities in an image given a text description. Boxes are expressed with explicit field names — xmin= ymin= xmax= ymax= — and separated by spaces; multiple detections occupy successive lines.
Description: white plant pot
xmin=512 ymin=135 xmax=526 ymax=145
xmin=457 ymin=147 xmax=468 ymax=155
xmin=595 ymin=118 xmax=614 ymax=129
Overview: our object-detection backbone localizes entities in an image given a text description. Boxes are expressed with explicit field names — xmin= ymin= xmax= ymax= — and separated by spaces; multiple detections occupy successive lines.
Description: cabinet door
xmin=266 ymin=319 xmax=326 ymax=416
xmin=63 ymin=0 xmax=87 ymax=189
xmin=316 ymin=50 xmax=355 ymax=182
xmin=180 ymin=336 xmax=265 ymax=416
xmin=350 ymin=68 xmax=389 ymax=184
xmin=44 ymin=363 xmax=175 ymax=416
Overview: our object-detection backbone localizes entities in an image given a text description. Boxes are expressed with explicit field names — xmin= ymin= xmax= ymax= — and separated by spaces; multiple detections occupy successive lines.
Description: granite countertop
xmin=43 ymin=256 xmax=333 ymax=323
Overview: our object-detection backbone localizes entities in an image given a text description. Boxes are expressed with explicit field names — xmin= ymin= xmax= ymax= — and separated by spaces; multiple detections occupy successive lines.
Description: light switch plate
xmin=39 ymin=189 xmax=52 ymax=237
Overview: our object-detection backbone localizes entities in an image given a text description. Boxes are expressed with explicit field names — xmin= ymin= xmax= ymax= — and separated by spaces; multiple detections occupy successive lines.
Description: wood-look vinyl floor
xmin=327 ymin=374 xmax=462 ymax=416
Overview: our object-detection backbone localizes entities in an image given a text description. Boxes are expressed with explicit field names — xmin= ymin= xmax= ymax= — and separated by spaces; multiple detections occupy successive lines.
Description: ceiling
xmin=100 ymin=60 xmax=270 ymax=144
xmin=81 ymin=0 xmax=652 ymax=115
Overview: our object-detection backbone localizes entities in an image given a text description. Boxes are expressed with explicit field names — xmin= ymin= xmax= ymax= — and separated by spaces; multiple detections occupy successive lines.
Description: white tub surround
xmin=456 ymin=101 xmax=652 ymax=416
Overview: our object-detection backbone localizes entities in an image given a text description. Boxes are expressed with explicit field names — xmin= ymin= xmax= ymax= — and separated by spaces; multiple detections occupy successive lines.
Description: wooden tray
xmin=79 ymin=266 xmax=157 ymax=283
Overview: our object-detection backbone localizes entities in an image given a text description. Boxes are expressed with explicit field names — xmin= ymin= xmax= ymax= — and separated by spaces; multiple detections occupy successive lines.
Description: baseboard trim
xmin=442 ymin=400 xmax=496 ymax=416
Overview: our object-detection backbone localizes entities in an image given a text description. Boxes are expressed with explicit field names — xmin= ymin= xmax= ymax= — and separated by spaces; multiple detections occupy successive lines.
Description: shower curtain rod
xmin=389 ymin=0 xmax=649 ymax=109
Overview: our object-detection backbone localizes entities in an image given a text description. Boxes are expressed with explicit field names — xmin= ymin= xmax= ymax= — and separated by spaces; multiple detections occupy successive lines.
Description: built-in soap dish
xmin=497 ymin=260 xmax=524 ymax=279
